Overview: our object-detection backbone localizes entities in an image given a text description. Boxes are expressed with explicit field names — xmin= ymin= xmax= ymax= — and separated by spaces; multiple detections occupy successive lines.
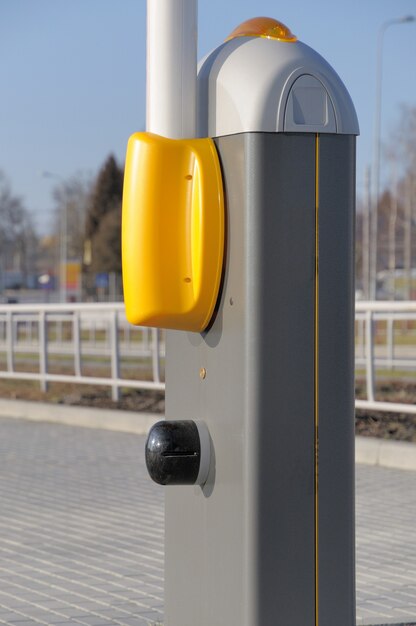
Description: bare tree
xmin=0 ymin=170 xmax=37 ymax=289
xmin=51 ymin=172 xmax=92 ymax=262
xmin=371 ymin=106 xmax=416 ymax=298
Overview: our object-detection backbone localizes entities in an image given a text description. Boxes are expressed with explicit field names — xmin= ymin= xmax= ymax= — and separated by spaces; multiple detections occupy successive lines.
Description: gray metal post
xmin=39 ymin=311 xmax=48 ymax=393
xmin=165 ymin=131 xmax=356 ymax=626
xmin=123 ymin=12 xmax=359 ymax=626
xmin=162 ymin=19 xmax=359 ymax=624
xmin=110 ymin=311 xmax=120 ymax=402
xmin=6 ymin=311 xmax=14 ymax=373
xmin=73 ymin=311 xmax=82 ymax=377
xmin=151 ymin=328 xmax=161 ymax=384
xmin=365 ymin=310 xmax=376 ymax=403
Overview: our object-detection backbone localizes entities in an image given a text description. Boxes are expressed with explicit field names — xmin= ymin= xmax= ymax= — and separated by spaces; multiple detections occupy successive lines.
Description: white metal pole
xmin=39 ymin=311 xmax=48 ymax=393
xmin=363 ymin=166 xmax=371 ymax=298
xmin=365 ymin=310 xmax=375 ymax=403
xmin=151 ymin=328 xmax=161 ymax=383
xmin=73 ymin=311 xmax=82 ymax=378
xmin=110 ymin=311 xmax=120 ymax=401
xmin=371 ymin=16 xmax=416 ymax=300
xmin=370 ymin=22 xmax=386 ymax=300
xmin=388 ymin=159 xmax=398 ymax=300
xmin=404 ymin=175 xmax=412 ymax=299
xmin=6 ymin=312 xmax=14 ymax=373
xmin=146 ymin=0 xmax=197 ymax=139
xmin=60 ymin=202 xmax=67 ymax=303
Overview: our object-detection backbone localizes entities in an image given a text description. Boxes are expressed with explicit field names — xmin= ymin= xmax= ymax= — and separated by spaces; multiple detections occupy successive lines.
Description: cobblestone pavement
xmin=0 ymin=418 xmax=163 ymax=626
xmin=0 ymin=417 xmax=415 ymax=626
xmin=356 ymin=465 xmax=416 ymax=626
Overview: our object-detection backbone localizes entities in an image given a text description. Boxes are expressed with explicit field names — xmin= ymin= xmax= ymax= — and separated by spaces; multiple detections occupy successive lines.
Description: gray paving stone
xmin=356 ymin=464 xmax=416 ymax=625
xmin=0 ymin=418 xmax=163 ymax=626
xmin=1 ymin=416 xmax=416 ymax=625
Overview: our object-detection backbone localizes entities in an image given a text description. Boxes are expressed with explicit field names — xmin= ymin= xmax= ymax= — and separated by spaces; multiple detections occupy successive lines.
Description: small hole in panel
xmin=184 ymin=277 xmax=192 ymax=283
xmin=185 ymin=174 xmax=193 ymax=180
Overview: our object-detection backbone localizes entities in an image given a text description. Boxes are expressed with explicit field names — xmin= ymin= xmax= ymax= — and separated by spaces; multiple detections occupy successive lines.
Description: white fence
xmin=0 ymin=303 xmax=164 ymax=401
xmin=0 ymin=301 xmax=416 ymax=413
xmin=356 ymin=301 xmax=416 ymax=414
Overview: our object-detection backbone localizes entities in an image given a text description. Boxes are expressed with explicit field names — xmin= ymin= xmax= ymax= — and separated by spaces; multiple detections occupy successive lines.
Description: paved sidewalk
xmin=356 ymin=465 xmax=416 ymax=625
xmin=0 ymin=418 xmax=163 ymax=626
xmin=0 ymin=417 xmax=415 ymax=626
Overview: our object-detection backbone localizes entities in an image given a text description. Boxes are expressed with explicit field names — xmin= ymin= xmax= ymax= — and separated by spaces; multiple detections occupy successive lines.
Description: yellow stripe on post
xmin=314 ymin=133 xmax=320 ymax=626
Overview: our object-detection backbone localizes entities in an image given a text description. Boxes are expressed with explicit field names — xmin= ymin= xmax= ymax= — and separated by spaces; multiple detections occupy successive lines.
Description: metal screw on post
xmin=370 ymin=15 xmax=415 ymax=300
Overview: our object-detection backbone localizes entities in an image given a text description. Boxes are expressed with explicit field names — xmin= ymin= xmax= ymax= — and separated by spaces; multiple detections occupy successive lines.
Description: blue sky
xmin=1 ymin=0 xmax=416 ymax=233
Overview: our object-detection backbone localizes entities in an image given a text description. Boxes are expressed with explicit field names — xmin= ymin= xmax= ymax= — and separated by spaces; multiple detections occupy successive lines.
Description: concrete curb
xmin=0 ymin=398 xmax=161 ymax=435
xmin=355 ymin=435 xmax=416 ymax=472
xmin=0 ymin=399 xmax=415 ymax=471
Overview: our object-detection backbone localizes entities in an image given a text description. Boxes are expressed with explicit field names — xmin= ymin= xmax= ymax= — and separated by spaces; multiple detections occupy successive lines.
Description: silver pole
xmin=365 ymin=310 xmax=375 ymax=403
xmin=404 ymin=175 xmax=412 ymax=299
xmin=388 ymin=159 xmax=398 ymax=300
xmin=146 ymin=0 xmax=197 ymax=139
xmin=371 ymin=15 xmax=415 ymax=300
xmin=60 ymin=201 xmax=67 ymax=303
xmin=110 ymin=311 xmax=120 ymax=401
xmin=41 ymin=170 xmax=68 ymax=303
xmin=363 ymin=166 xmax=371 ymax=298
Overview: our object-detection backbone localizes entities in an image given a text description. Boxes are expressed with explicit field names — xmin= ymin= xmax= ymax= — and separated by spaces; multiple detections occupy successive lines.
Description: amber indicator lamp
xmin=226 ymin=16 xmax=297 ymax=43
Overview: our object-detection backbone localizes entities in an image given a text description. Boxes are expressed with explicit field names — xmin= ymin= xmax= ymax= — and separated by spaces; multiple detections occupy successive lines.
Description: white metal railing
xmin=1 ymin=301 xmax=416 ymax=414
xmin=0 ymin=303 xmax=165 ymax=401
xmin=355 ymin=301 xmax=416 ymax=414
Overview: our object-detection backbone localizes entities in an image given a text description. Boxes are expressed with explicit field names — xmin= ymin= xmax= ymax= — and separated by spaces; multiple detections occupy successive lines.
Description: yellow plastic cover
xmin=122 ymin=132 xmax=225 ymax=332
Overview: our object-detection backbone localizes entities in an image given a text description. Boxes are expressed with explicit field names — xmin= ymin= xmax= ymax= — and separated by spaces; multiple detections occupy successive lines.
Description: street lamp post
xmin=60 ymin=200 xmax=67 ymax=303
xmin=371 ymin=15 xmax=415 ymax=300
xmin=363 ymin=166 xmax=371 ymax=298
xmin=42 ymin=171 xmax=67 ymax=303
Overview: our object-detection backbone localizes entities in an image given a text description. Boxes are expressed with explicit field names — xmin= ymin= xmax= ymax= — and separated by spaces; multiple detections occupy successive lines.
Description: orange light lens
xmin=226 ymin=17 xmax=297 ymax=43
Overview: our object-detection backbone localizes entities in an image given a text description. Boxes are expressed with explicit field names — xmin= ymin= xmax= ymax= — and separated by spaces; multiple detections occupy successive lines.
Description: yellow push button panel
xmin=122 ymin=132 xmax=225 ymax=332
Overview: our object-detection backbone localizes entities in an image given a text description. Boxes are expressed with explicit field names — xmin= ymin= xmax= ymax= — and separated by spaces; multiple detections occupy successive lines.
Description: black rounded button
xmin=145 ymin=420 xmax=201 ymax=485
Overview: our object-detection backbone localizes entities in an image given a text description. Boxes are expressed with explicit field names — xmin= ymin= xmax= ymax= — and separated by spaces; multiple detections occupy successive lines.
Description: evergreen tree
xmin=92 ymin=208 xmax=122 ymax=273
xmin=85 ymin=155 xmax=123 ymax=274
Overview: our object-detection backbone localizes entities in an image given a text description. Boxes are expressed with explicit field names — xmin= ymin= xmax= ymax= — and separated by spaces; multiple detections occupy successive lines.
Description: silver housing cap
xmin=198 ymin=36 xmax=359 ymax=137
